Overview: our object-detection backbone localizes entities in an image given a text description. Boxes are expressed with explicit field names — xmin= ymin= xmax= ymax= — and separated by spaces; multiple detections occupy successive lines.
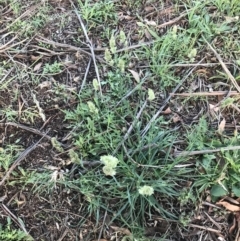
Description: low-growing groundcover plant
xmin=0 ymin=219 xmax=33 ymax=241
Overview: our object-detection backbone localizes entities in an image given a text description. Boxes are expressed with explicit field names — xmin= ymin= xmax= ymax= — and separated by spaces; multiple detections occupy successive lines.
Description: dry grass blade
xmin=203 ymin=36 xmax=240 ymax=92
xmin=175 ymin=145 xmax=240 ymax=157
xmin=170 ymin=91 xmax=240 ymax=97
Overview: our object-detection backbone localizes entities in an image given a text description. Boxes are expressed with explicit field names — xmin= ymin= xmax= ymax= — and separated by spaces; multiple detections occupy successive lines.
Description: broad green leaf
xmin=210 ymin=184 xmax=228 ymax=197
xmin=148 ymin=88 xmax=155 ymax=101
xmin=232 ymin=185 xmax=240 ymax=197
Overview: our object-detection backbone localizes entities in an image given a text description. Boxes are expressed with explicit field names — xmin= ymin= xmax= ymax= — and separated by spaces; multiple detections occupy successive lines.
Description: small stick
xmin=175 ymin=145 xmax=240 ymax=157
xmin=203 ymin=36 xmax=240 ymax=93
xmin=1 ymin=122 xmax=52 ymax=141
xmin=188 ymin=224 xmax=221 ymax=234
xmin=35 ymin=36 xmax=93 ymax=57
xmin=156 ymin=12 xmax=187 ymax=29
xmin=0 ymin=133 xmax=48 ymax=186
xmin=170 ymin=91 xmax=240 ymax=97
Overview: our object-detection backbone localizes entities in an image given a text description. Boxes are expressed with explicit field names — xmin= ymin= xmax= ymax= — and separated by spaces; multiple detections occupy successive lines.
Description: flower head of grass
xmin=102 ymin=166 xmax=116 ymax=176
xmin=100 ymin=155 xmax=119 ymax=168
xmin=138 ymin=185 xmax=154 ymax=196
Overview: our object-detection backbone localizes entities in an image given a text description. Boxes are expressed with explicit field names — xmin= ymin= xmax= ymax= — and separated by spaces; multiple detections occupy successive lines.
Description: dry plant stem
xmin=170 ymin=91 xmax=240 ymax=97
xmin=0 ymin=35 xmax=18 ymax=50
xmin=79 ymin=58 xmax=92 ymax=94
xmin=113 ymin=100 xmax=148 ymax=155
xmin=1 ymin=122 xmax=52 ymax=141
xmin=175 ymin=145 xmax=240 ymax=157
xmin=156 ymin=12 xmax=187 ymax=29
xmin=204 ymin=211 xmax=221 ymax=230
xmin=141 ymin=58 xmax=205 ymax=136
xmin=168 ymin=63 xmax=231 ymax=67
xmin=202 ymin=201 xmax=222 ymax=209
xmin=97 ymin=209 xmax=108 ymax=241
xmin=0 ymin=38 xmax=28 ymax=53
xmin=188 ymin=224 xmax=221 ymax=234
xmin=57 ymin=229 xmax=69 ymax=241
xmin=1 ymin=203 xmax=30 ymax=235
xmin=72 ymin=5 xmax=103 ymax=96
xmin=203 ymin=36 xmax=240 ymax=92
xmin=0 ymin=133 xmax=48 ymax=187
xmin=35 ymin=36 xmax=93 ymax=57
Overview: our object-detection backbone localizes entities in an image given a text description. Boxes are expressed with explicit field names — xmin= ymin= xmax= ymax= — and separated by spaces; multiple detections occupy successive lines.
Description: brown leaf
xmin=110 ymin=226 xmax=131 ymax=235
xmin=216 ymin=201 xmax=240 ymax=212
xmin=209 ymin=104 xmax=220 ymax=112
xmin=162 ymin=107 xmax=172 ymax=114
xmin=128 ymin=69 xmax=140 ymax=83
xmin=218 ymin=118 xmax=226 ymax=134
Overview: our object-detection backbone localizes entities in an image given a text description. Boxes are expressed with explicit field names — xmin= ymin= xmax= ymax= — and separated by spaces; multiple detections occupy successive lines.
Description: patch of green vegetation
xmin=77 ymin=0 xmax=117 ymax=30
xmin=0 ymin=218 xmax=33 ymax=241
xmin=43 ymin=62 xmax=63 ymax=75
xmin=1 ymin=0 xmax=240 ymax=239
xmin=9 ymin=3 xmax=50 ymax=37
xmin=0 ymin=145 xmax=23 ymax=171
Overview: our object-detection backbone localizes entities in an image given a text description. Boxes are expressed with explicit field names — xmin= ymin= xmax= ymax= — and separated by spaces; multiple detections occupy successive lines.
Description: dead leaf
xmin=216 ymin=201 xmax=240 ymax=212
xmin=144 ymin=19 xmax=157 ymax=26
xmin=209 ymin=104 xmax=220 ymax=112
xmin=218 ymin=118 xmax=226 ymax=134
xmin=38 ymin=81 xmax=51 ymax=89
xmin=110 ymin=226 xmax=131 ymax=235
xmin=162 ymin=107 xmax=172 ymax=114
xmin=128 ymin=69 xmax=140 ymax=83
xmin=34 ymin=62 xmax=42 ymax=72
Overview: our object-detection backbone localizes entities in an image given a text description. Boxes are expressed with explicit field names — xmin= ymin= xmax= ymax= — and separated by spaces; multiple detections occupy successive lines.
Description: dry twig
xmin=175 ymin=145 xmax=240 ymax=157
xmin=170 ymin=91 xmax=240 ymax=97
